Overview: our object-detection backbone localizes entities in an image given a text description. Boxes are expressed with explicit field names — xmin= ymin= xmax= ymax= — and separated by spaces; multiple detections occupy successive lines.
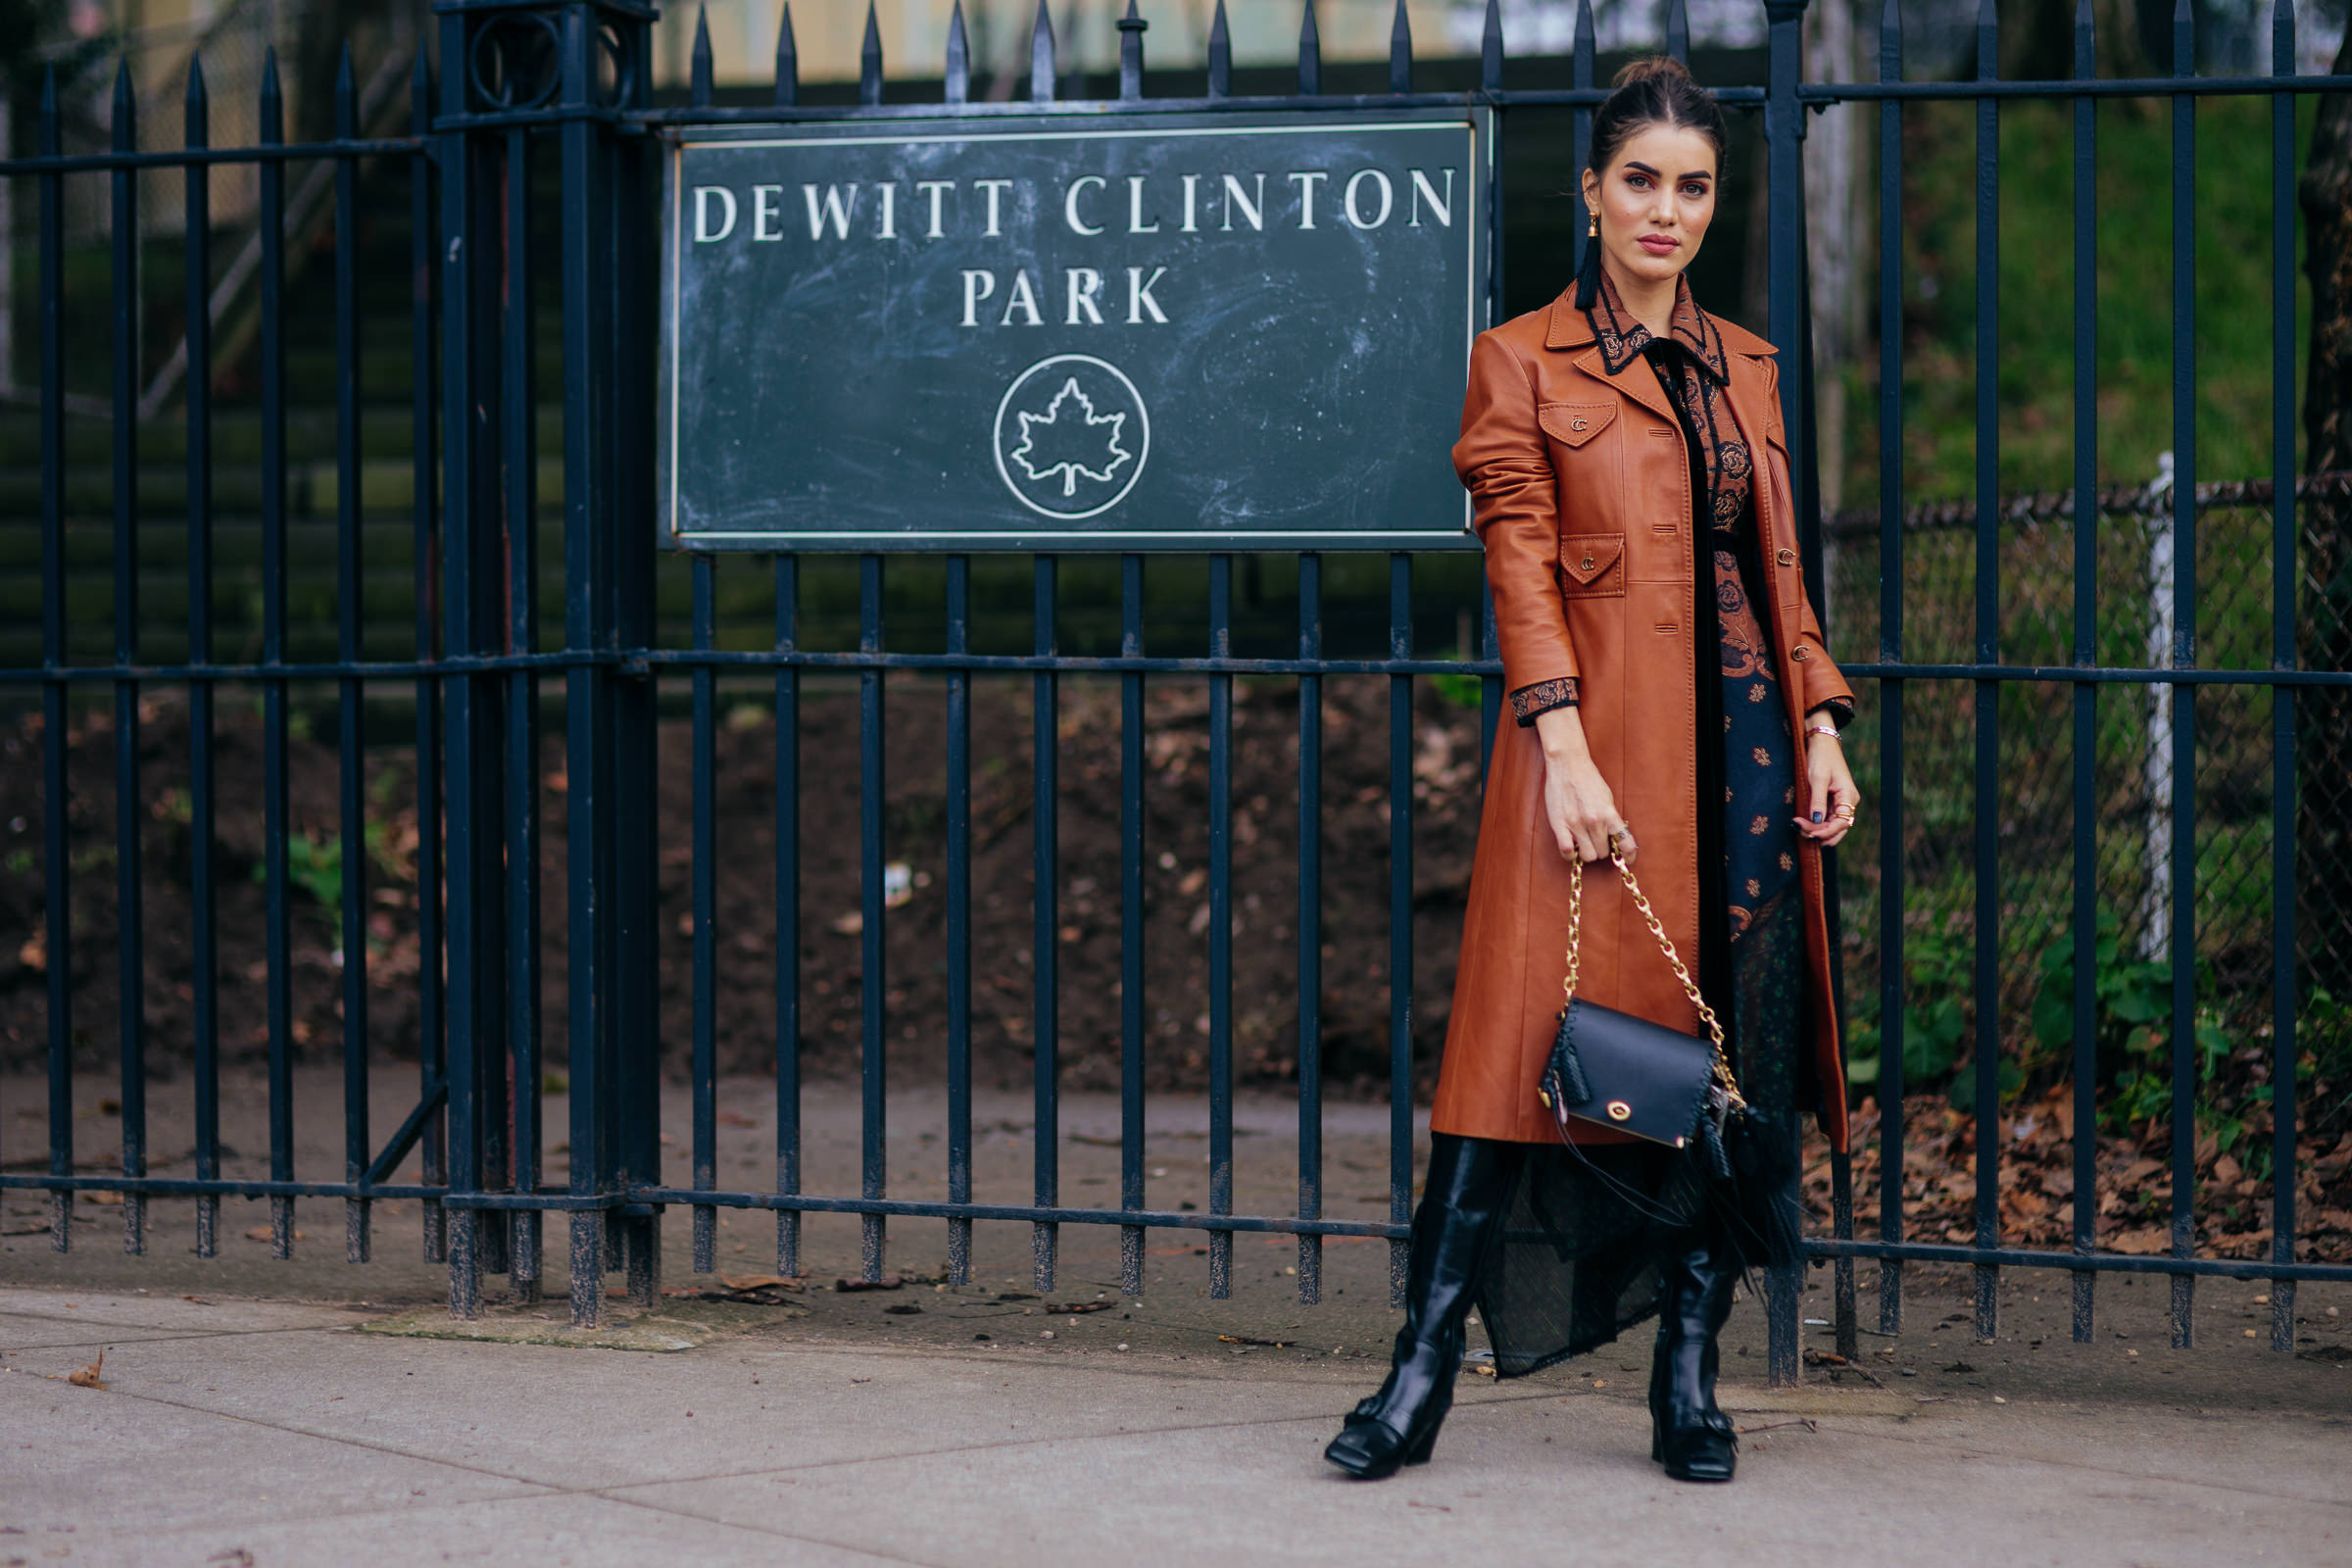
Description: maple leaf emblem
xmin=1008 ymin=377 xmax=1133 ymax=498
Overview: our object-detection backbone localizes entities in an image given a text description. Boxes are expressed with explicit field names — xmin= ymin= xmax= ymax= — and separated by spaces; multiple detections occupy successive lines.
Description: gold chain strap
xmin=1560 ymin=848 xmax=1745 ymax=1109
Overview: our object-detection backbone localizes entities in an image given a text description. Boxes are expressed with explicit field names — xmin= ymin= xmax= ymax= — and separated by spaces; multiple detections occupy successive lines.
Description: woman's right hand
xmin=1532 ymin=707 xmax=1635 ymax=864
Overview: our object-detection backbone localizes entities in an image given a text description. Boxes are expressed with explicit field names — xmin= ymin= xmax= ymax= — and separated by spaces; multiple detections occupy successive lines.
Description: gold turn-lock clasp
xmin=1604 ymin=1101 xmax=1633 ymax=1122
xmin=1776 ymin=547 xmax=1795 ymax=566
xmin=1580 ymin=554 xmax=1596 ymax=572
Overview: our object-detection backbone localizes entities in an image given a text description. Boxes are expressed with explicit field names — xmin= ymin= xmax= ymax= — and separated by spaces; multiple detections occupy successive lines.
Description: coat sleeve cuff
xmin=1805 ymin=698 xmax=1854 ymax=731
xmin=1510 ymin=677 xmax=1580 ymax=726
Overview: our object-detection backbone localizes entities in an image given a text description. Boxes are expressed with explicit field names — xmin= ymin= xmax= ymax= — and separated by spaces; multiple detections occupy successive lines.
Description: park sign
xmin=658 ymin=109 xmax=1490 ymax=552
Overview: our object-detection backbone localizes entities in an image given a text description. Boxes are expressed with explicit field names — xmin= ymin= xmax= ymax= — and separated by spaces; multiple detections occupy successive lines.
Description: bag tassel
xmin=1548 ymin=1008 xmax=1592 ymax=1106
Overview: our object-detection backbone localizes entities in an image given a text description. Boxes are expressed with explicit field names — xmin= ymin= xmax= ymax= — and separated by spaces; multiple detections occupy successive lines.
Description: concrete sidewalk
xmin=3 ymin=1275 xmax=2347 ymax=1568
xmin=5 ymin=1072 xmax=2350 ymax=1562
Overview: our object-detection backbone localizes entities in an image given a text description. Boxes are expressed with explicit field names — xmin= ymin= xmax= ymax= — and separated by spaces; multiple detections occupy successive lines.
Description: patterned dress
xmin=1472 ymin=273 xmax=1848 ymax=1376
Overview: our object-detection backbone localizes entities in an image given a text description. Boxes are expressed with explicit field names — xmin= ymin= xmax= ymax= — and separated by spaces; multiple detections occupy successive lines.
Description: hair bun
xmin=1612 ymin=54 xmax=1695 ymax=88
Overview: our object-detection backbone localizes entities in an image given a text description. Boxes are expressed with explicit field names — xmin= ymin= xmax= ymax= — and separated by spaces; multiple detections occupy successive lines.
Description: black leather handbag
xmin=1536 ymin=850 xmax=1740 ymax=1150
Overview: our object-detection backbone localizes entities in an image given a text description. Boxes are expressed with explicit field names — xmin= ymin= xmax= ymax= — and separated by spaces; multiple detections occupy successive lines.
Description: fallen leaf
xmin=67 ymin=1350 xmax=106 ymax=1390
xmin=835 ymin=1274 xmax=904 ymax=1293
xmin=1217 ymin=1334 xmax=1293 ymax=1348
xmin=720 ymin=1273 xmax=806 ymax=1293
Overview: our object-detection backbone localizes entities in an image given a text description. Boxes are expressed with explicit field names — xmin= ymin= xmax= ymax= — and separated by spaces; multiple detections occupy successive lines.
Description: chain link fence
xmin=1822 ymin=472 xmax=2352 ymax=1130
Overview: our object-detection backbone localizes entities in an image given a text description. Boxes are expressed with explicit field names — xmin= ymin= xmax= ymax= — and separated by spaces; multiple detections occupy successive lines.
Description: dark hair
xmin=1576 ymin=56 xmax=1730 ymax=308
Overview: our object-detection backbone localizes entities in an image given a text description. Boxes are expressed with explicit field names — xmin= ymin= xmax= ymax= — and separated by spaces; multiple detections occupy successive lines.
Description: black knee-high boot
xmin=1648 ymin=1223 xmax=1740 ymax=1482
xmin=1323 ymin=1134 xmax=1517 ymax=1480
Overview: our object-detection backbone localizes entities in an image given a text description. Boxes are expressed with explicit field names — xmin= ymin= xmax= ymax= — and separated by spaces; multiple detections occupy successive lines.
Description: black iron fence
xmin=4 ymin=0 xmax=2349 ymax=1385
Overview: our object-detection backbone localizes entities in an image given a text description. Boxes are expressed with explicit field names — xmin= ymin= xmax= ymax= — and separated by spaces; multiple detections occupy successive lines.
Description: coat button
xmin=1571 ymin=417 xmax=1590 ymax=432
xmin=1776 ymin=548 xmax=1795 ymax=567
xmin=1581 ymin=555 xmax=1596 ymax=571
xmin=1791 ymin=646 xmax=1810 ymax=662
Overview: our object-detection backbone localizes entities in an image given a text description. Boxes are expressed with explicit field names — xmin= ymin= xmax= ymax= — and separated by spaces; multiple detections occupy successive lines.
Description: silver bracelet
xmin=1804 ymin=721 xmax=1840 ymax=742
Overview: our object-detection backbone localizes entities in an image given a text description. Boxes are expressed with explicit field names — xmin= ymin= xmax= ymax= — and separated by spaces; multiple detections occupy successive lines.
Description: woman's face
xmin=1581 ymin=122 xmax=1719 ymax=290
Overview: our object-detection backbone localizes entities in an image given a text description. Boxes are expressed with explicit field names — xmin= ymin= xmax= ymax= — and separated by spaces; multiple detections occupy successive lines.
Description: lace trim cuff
xmin=1510 ymin=677 xmax=1580 ymax=726
xmin=1806 ymin=698 xmax=1855 ymax=731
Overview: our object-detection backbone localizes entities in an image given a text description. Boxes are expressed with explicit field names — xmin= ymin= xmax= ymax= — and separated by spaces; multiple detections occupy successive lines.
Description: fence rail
xmin=5 ymin=0 xmax=2349 ymax=1385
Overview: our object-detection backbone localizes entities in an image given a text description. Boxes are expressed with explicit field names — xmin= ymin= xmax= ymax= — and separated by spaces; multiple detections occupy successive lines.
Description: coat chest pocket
xmin=1558 ymin=533 xmax=1626 ymax=599
xmin=1538 ymin=402 xmax=1617 ymax=450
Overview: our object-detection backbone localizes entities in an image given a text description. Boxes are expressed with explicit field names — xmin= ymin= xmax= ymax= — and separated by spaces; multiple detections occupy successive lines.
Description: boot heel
xmin=1405 ymin=1426 xmax=1439 ymax=1465
xmin=1649 ymin=1421 xmax=1663 ymax=1464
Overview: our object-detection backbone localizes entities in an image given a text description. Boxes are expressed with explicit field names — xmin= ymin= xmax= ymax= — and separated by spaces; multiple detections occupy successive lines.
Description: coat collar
xmin=1543 ymin=278 xmax=1778 ymax=367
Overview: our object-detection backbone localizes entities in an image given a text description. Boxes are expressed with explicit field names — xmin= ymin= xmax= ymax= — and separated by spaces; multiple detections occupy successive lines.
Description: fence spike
xmin=691 ymin=6 xmax=713 ymax=106
xmin=1667 ymin=0 xmax=1690 ymax=64
xmin=775 ymin=3 xmax=798 ymax=106
xmin=1208 ymin=0 xmax=1232 ymax=98
xmin=2172 ymin=0 xmax=2193 ymax=74
xmin=185 ymin=50 xmax=208 ymax=126
xmin=112 ymin=54 xmax=133 ymax=130
xmin=1389 ymin=0 xmax=1412 ymax=94
xmin=335 ymin=41 xmax=355 ymax=126
xmin=261 ymin=45 xmax=281 ymax=128
xmin=860 ymin=1 xmax=884 ymax=105
xmin=1118 ymin=0 xmax=1146 ymax=102
xmin=1575 ymin=0 xmax=1594 ymax=82
xmin=945 ymin=0 xmax=970 ymax=104
xmin=2073 ymin=0 xmax=2092 ymax=73
xmin=2274 ymin=0 xmax=2294 ymax=74
xmin=1481 ymin=0 xmax=1503 ymax=92
xmin=1030 ymin=0 xmax=1055 ymax=103
xmin=1882 ymin=0 xmax=1903 ymax=72
xmin=1976 ymin=0 xmax=1996 ymax=78
xmin=1298 ymin=0 xmax=1321 ymax=96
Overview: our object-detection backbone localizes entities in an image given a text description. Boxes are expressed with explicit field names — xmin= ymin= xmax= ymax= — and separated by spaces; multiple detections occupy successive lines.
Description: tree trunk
xmin=2297 ymin=28 xmax=2352 ymax=1002
xmin=1804 ymin=0 xmax=1868 ymax=519
xmin=2000 ymin=0 xmax=2153 ymax=79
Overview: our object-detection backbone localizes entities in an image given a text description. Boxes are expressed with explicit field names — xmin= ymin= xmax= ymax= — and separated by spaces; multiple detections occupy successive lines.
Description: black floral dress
xmin=1472 ymin=274 xmax=1847 ymax=1376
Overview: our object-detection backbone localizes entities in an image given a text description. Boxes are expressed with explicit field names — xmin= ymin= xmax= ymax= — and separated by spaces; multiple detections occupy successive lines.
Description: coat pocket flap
xmin=1559 ymin=533 xmax=1624 ymax=585
xmin=1538 ymin=402 xmax=1617 ymax=448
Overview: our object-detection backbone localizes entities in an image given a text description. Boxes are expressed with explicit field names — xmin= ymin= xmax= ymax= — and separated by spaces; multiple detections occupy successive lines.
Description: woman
xmin=1325 ymin=56 xmax=1861 ymax=1486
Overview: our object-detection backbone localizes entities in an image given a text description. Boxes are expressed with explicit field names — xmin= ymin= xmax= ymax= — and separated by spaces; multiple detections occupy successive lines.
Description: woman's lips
xmin=1637 ymin=234 xmax=1681 ymax=255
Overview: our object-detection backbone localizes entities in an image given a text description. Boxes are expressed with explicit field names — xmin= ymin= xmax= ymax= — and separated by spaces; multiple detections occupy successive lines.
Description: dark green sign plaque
xmin=658 ymin=108 xmax=1490 ymax=552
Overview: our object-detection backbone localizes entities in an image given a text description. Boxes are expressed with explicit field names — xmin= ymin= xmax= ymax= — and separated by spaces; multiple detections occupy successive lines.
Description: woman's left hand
xmin=1795 ymin=728 xmax=1859 ymax=848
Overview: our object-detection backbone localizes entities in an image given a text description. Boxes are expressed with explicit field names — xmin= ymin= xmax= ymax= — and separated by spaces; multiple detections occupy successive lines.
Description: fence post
xmin=437 ymin=3 xmax=495 ymax=1320
xmin=1763 ymin=0 xmax=1812 ymax=1391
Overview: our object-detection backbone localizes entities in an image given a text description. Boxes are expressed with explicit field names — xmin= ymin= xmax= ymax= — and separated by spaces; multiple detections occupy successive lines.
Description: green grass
xmin=1835 ymin=94 xmax=2319 ymax=504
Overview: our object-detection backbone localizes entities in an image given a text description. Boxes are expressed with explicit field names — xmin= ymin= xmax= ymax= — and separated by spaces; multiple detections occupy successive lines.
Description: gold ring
xmin=1836 ymin=804 xmax=1858 ymax=818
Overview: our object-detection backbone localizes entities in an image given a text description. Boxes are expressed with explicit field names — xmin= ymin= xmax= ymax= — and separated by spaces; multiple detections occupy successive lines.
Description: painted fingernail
xmin=1812 ymin=811 xmax=1823 ymax=823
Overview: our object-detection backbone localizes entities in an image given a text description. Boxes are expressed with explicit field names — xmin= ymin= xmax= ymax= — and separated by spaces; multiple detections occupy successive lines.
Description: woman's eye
xmin=1625 ymin=174 xmax=1650 ymax=190
xmin=1682 ymin=183 xmax=1708 ymax=198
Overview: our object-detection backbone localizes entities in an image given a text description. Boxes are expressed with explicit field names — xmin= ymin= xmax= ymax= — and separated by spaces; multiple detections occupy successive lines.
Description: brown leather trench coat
xmin=1428 ymin=288 xmax=1856 ymax=1153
